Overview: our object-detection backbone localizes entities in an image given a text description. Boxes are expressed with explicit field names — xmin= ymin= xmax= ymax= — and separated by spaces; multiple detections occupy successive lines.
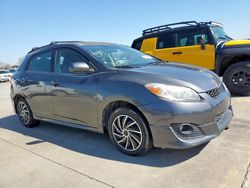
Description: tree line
xmin=0 ymin=57 xmax=23 ymax=69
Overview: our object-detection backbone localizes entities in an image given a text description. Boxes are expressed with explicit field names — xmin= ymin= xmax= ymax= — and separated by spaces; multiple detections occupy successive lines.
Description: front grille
xmin=206 ymin=84 xmax=223 ymax=98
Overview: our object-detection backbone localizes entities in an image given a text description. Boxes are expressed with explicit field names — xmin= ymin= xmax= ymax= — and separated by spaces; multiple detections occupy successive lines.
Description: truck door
xmin=154 ymin=29 xmax=216 ymax=70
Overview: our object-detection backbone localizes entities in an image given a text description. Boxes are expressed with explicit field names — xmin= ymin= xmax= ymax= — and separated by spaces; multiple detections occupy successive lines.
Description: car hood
xmin=224 ymin=40 xmax=250 ymax=47
xmin=118 ymin=63 xmax=221 ymax=93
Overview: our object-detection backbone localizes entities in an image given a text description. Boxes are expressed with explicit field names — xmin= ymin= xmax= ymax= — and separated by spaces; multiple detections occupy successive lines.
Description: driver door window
xmin=176 ymin=30 xmax=209 ymax=47
xmin=55 ymin=48 xmax=88 ymax=73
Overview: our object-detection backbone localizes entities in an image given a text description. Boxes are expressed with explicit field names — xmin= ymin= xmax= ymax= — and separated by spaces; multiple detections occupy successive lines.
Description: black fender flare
xmin=215 ymin=43 xmax=250 ymax=76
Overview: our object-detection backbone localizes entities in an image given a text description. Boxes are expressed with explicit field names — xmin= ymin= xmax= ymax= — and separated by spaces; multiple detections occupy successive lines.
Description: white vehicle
xmin=0 ymin=70 xmax=11 ymax=82
xmin=8 ymin=68 xmax=18 ymax=77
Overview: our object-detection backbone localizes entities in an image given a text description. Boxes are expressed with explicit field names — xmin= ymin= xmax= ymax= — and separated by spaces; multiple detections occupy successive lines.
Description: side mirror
xmin=200 ymin=39 xmax=206 ymax=50
xmin=69 ymin=62 xmax=94 ymax=73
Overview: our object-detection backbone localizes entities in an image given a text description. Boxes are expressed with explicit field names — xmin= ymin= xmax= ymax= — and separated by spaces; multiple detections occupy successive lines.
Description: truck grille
xmin=206 ymin=84 xmax=223 ymax=98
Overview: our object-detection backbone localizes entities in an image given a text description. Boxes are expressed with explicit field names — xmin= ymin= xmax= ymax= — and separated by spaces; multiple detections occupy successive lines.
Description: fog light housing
xmin=171 ymin=123 xmax=204 ymax=139
xmin=179 ymin=124 xmax=194 ymax=135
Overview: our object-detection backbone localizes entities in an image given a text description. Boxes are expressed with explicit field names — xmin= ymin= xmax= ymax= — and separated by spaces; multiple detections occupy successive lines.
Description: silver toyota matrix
xmin=10 ymin=41 xmax=233 ymax=155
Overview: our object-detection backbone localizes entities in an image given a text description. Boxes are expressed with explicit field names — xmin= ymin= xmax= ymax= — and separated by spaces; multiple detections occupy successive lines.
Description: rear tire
xmin=16 ymin=98 xmax=40 ymax=128
xmin=107 ymin=108 xmax=152 ymax=156
xmin=223 ymin=61 xmax=250 ymax=96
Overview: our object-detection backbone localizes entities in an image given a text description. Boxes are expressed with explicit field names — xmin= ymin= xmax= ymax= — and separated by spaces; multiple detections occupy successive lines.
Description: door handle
xmin=50 ymin=80 xmax=59 ymax=87
xmin=172 ymin=52 xmax=183 ymax=55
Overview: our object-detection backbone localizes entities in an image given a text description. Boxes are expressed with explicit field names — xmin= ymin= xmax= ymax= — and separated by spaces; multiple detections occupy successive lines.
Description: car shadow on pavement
xmin=0 ymin=115 xmax=207 ymax=168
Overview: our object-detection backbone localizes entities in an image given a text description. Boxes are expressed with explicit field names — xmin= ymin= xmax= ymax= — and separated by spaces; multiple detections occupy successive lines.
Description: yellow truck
xmin=132 ymin=21 xmax=250 ymax=96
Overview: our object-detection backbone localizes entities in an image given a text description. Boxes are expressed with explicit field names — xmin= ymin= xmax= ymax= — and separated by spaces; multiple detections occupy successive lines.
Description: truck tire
xmin=223 ymin=61 xmax=250 ymax=96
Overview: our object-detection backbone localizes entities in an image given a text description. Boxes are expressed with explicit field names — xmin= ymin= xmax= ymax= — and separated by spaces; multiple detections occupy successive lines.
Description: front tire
xmin=16 ymin=98 xmax=40 ymax=128
xmin=108 ymin=108 xmax=152 ymax=156
xmin=223 ymin=61 xmax=250 ymax=96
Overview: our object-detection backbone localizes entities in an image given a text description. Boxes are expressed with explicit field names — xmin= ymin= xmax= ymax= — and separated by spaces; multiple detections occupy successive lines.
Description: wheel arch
xmin=219 ymin=54 xmax=250 ymax=76
xmin=13 ymin=94 xmax=26 ymax=113
xmin=101 ymin=100 xmax=152 ymax=139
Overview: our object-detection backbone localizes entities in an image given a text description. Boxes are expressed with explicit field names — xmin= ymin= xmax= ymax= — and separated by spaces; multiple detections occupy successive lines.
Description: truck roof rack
xmin=199 ymin=21 xmax=223 ymax=27
xmin=142 ymin=21 xmax=223 ymax=36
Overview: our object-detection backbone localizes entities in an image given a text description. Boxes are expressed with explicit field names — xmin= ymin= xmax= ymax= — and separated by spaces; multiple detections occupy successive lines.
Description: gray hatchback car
xmin=11 ymin=41 xmax=233 ymax=155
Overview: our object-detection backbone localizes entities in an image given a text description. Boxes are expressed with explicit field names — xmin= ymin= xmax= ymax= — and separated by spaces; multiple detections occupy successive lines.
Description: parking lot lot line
xmin=241 ymin=160 xmax=250 ymax=188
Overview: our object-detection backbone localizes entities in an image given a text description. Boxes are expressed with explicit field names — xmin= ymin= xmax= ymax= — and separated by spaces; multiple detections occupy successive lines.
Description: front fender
xmin=215 ymin=44 xmax=250 ymax=75
xmin=96 ymin=72 xmax=160 ymax=127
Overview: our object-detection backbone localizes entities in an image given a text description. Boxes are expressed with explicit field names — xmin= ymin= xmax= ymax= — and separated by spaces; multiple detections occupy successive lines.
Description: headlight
xmin=145 ymin=83 xmax=201 ymax=102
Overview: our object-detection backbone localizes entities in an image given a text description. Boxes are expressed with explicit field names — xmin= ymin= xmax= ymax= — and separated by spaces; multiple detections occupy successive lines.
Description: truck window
xmin=176 ymin=29 xmax=209 ymax=47
xmin=132 ymin=40 xmax=142 ymax=50
xmin=157 ymin=29 xmax=210 ymax=49
xmin=157 ymin=33 xmax=176 ymax=49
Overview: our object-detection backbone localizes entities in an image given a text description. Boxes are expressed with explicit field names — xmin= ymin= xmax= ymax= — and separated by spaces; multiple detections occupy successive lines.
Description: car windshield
xmin=82 ymin=45 xmax=160 ymax=68
xmin=211 ymin=26 xmax=232 ymax=42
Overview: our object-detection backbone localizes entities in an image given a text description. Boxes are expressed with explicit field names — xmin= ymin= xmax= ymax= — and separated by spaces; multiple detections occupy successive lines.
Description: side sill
xmin=34 ymin=116 xmax=104 ymax=134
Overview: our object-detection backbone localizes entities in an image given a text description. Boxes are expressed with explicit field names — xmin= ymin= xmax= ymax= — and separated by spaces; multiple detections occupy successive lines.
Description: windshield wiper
xmin=114 ymin=65 xmax=136 ymax=69
xmin=114 ymin=61 xmax=162 ymax=68
xmin=144 ymin=61 xmax=163 ymax=66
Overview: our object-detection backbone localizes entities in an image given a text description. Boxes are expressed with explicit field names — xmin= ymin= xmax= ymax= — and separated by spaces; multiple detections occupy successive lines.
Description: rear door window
xmin=157 ymin=33 xmax=177 ymax=49
xmin=29 ymin=51 xmax=52 ymax=72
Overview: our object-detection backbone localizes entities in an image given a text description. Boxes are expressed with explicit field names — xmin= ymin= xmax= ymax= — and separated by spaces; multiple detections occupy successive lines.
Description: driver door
xmin=51 ymin=48 xmax=98 ymax=127
xmin=154 ymin=29 xmax=216 ymax=70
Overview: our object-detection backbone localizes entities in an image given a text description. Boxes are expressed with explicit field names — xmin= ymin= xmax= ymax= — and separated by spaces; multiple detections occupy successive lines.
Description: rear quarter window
xmin=157 ymin=33 xmax=176 ymax=49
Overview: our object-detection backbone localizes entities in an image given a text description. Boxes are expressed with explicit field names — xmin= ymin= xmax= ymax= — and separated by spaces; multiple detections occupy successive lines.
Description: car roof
xmin=50 ymin=41 xmax=115 ymax=46
xmin=28 ymin=41 xmax=116 ymax=54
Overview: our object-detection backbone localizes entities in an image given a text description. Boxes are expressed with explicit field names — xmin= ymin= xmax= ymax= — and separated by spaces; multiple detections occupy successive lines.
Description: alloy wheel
xmin=232 ymin=70 xmax=250 ymax=88
xmin=111 ymin=115 xmax=143 ymax=151
xmin=17 ymin=101 xmax=30 ymax=125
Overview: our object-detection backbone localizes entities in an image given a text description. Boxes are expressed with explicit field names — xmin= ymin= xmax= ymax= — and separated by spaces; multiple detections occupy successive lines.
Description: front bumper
xmin=0 ymin=77 xmax=9 ymax=82
xmin=139 ymin=89 xmax=233 ymax=149
xmin=150 ymin=108 xmax=232 ymax=149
